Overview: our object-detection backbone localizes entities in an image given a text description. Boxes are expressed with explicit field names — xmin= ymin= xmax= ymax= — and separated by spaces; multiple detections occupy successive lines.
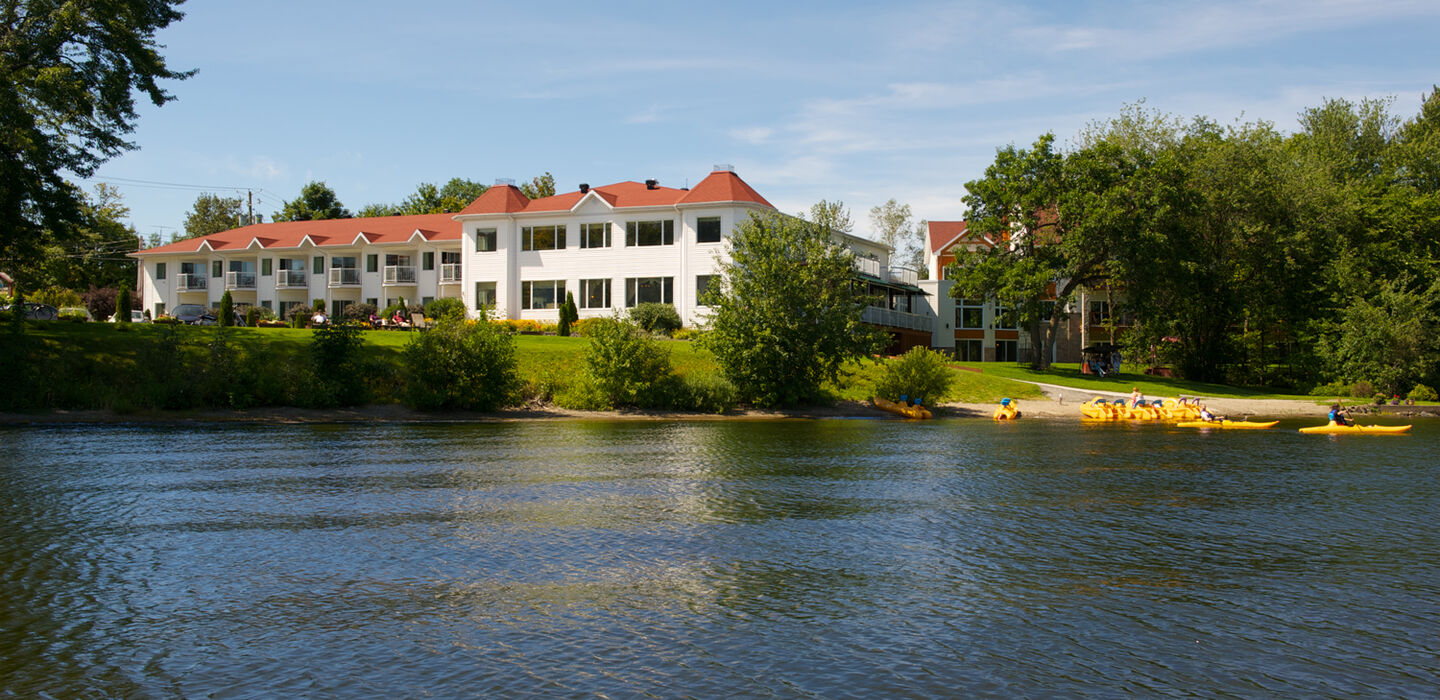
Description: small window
xmin=154 ymin=302 xmax=165 ymax=317
xmin=366 ymin=254 xmax=378 ymax=273
xmin=625 ymin=277 xmax=673 ymax=307
xmin=260 ymin=300 xmax=273 ymax=310
xmin=696 ymin=217 xmax=721 ymax=243
xmin=476 ymin=228 xmax=497 ymax=252
xmin=625 ymin=220 xmax=674 ymax=246
xmin=211 ymin=260 xmax=223 ymax=278
xmin=579 ymin=278 xmax=611 ymax=309
xmin=313 ymin=256 xmax=325 ymax=274
xmin=261 ymin=258 xmax=273 ymax=276
xmin=474 ymin=282 xmax=496 ymax=310
xmin=366 ymin=298 xmax=378 ymax=307
xmin=422 ymin=252 xmax=434 ymax=270
xmin=580 ymin=222 xmax=611 ymax=249
xmin=696 ymin=275 xmax=718 ymax=305
xmin=522 ymin=280 xmax=565 ymax=309
xmin=521 ymin=225 xmax=565 ymax=251
xmin=156 ymin=262 xmax=167 ymax=280
xmin=422 ymin=296 xmax=434 ymax=306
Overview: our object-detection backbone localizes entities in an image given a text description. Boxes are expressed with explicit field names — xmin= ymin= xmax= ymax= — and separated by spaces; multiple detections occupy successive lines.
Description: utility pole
xmin=247 ymin=189 xmax=254 ymax=225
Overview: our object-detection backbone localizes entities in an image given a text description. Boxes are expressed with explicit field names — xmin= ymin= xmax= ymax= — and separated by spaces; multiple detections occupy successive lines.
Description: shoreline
xmin=1 ymin=396 xmax=1406 ymax=425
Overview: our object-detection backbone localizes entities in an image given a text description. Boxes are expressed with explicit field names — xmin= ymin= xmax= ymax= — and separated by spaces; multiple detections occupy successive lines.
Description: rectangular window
xmin=958 ymin=298 xmax=984 ymax=329
xmin=154 ymin=302 xmax=165 ymax=317
xmin=579 ymin=278 xmax=611 ymax=309
xmin=366 ymin=254 xmax=378 ymax=273
xmin=994 ymin=303 xmax=1018 ymax=330
xmin=278 ymin=300 xmax=298 ymax=319
xmin=958 ymin=339 xmax=983 ymax=362
xmin=156 ymin=262 xmax=167 ymax=280
xmin=995 ymin=340 xmax=1019 ymax=362
xmin=580 ymin=222 xmax=611 ymax=249
xmin=313 ymin=256 xmax=324 ymax=274
xmin=476 ymin=228 xmax=497 ymax=252
xmin=625 ymin=219 xmax=675 ymax=247
xmin=696 ymin=217 xmax=721 ymax=243
xmin=522 ymin=280 xmax=565 ymax=310
xmin=521 ymin=225 xmax=565 ymax=251
xmin=260 ymin=300 xmax=272 ymax=311
xmin=696 ymin=275 xmax=718 ymax=305
xmin=212 ymin=260 xmax=223 ymax=278
xmin=422 ymin=296 xmax=434 ymax=306
xmin=474 ymin=282 xmax=496 ymax=310
xmin=422 ymin=252 xmax=434 ymax=270
xmin=1088 ymin=300 xmax=1110 ymax=326
xmin=625 ymin=276 xmax=673 ymax=307
xmin=261 ymin=258 xmax=273 ymax=276
xmin=366 ymin=297 xmax=378 ymax=307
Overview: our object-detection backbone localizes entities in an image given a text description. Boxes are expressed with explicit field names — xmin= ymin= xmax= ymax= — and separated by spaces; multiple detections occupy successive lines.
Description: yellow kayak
xmin=1298 ymin=422 xmax=1412 ymax=434
xmin=1176 ymin=420 xmax=1279 ymax=430
xmin=873 ymin=397 xmax=931 ymax=419
xmin=993 ymin=403 xmax=1020 ymax=420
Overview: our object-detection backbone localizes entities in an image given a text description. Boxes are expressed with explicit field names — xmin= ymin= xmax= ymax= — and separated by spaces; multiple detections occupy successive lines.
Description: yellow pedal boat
xmin=1298 ymin=422 xmax=1411 ymax=434
xmin=1176 ymin=420 xmax=1279 ymax=429
xmin=873 ymin=397 xmax=932 ymax=419
xmin=993 ymin=402 xmax=1020 ymax=420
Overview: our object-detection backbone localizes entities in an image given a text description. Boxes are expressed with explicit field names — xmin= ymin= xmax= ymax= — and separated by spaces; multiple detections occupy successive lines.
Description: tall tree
xmin=0 ymin=0 xmax=191 ymax=284
xmin=868 ymin=199 xmax=924 ymax=272
xmin=33 ymin=183 xmax=139 ymax=291
xmin=437 ymin=177 xmax=488 ymax=209
xmin=183 ymin=192 xmax=244 ymax=238
xmin=809 ymin=199 xmax=854 ymax=234
xmin=272 ymin=181 xmax=351 ymax=222
xmin=519 ymin=172 xmax=555 ymax=200
xmin=702 ymin=212 xmax=885 ymax=407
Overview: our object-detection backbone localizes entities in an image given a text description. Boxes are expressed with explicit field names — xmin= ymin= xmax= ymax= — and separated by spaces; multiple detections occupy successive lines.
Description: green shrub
xmin=584 ymin=317 xmax=674 ymax=408
xmin=1309 ymin=380 xmax=1349 ymax=396
xmin=672 ymin=372 xmax=738 ymax=413
xmin=218 ymin=290 xmax=235 ymax=327
xmin=1373 ymin=392 xmax=1387 ymax=405
xmin=308 ymin=324 xmax=367 ymax=407
xmin=286 ymin=304 xmax=312 ymax=328
xmin=873 ymin=347 xmax=954 ymax=405
xmin=1408 ymin=384 xmax=1438 ymax=402
xmin=557 ymin=292 xmax=578 ymax=337
xmin=116 ymin=287 xmax=132 ymax=325
xmin=58 ymin=309 xmax=89 ymax=322
xmin=402 ymin=316 xmax=521 ymax=410
xmin=571 ymin=317 xmax=602 ymax=337
xmin=629 ymin=302 xmax=682 ymax=336
xmin=31 ymin=286 xmax=82 ymax=309
xmin=672 ymin=328 xmax=702 ymax=341
xmin=423 ymin=297 xmax=466 ymax=322
xmin=1350 ymin=380 xmax=1375 ymax=398
xmin=342 ymin=302 xmax=377 ymax=323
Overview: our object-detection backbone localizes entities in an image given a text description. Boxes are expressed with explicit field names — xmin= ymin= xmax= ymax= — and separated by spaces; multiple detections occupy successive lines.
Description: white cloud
xmin=729 ymin=127 xmax=774 ymax=144
xmin=625 ymin=104 xmax=668 ymax=124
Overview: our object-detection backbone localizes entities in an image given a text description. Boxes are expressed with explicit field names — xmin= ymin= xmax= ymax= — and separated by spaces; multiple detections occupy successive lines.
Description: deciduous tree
xmin=273 ymin=181 xmax=351 ymax=221
xmin=183 ymin=193 xmax=244 ymax=238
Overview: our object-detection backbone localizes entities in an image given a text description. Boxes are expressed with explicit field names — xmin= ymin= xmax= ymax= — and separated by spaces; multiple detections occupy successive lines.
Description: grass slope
xmin=965 ymin=362 xmax=1314 ymax=401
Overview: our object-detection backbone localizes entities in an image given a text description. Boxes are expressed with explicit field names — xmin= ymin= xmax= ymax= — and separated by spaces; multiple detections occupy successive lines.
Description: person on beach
xmin=1328 ymin=404 xmax=1352 ymax=426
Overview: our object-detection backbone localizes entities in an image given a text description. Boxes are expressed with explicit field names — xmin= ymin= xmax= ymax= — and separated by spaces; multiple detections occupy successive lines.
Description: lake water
xmin=1 ymin=418 xmax=1436 ymax=697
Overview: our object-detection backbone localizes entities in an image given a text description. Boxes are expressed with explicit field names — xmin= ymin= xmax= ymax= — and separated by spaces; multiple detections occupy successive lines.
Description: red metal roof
xmin=135 ymin=213 xmax=461 ymax=256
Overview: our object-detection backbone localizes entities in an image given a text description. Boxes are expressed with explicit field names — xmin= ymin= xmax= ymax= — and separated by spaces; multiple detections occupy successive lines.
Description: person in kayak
xmin=1199 ymin=404 xmax=1219 ymax=422
xmin=1328 ymin=404 xmax=1353 ymax=426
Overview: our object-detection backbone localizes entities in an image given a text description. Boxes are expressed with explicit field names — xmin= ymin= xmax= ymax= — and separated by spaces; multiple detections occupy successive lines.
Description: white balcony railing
xmin=862 ymin=305 xmax=935 ymax=333
xmin=276 ymin=269 xmax=307 ymax=288
xmin=852 ymin=257 xmax=919 ymax=286
xmin=384 ymin=265 xmax=417 ymax=285
xmin=329 ymin=268 xmax=360 ymax=287
xmin=439 ymin=263 xmax=461 ymax=283
xmin=176 ymin=273 xmax=207 ymax=292
xmin=225 ymin=271 xmax=256 ymax=289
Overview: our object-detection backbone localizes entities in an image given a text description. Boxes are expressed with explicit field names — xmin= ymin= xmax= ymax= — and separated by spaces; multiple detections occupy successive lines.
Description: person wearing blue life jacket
xmin=1001 ymin=397 xmax=1011 ymax=407
xmin=1328 ymin=404 xmax=1352 ymax=426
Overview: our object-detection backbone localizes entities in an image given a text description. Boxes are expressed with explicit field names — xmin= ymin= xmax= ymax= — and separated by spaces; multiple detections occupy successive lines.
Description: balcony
xmin=862 ymin=305 xmax=934 ymax=333
xmin=225 ymin=271 xmax=256 ymax=290
xmin=329 ymin=268 xmax=361 ymax=287
xmin=439 ymin=263 xmax=461 ymax=283
xmin=384 ymin=265 xmax=417 ymax=285
xmin=176 ymin=273 xmax=207 ymax=292
xmin=276 ymin=269 xmax=307 ymax=288
xmin=854 ymin=257 xmax=919 ymax=286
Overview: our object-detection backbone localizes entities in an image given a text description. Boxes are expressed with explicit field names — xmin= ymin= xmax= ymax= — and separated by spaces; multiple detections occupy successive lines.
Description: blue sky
xmin=86 ymin=0 xmax=1440 ymax=241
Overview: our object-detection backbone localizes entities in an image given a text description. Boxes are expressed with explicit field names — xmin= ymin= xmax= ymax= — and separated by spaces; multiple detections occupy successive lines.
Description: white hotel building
xmin=134 ymin=168 xmax=944 ymax=350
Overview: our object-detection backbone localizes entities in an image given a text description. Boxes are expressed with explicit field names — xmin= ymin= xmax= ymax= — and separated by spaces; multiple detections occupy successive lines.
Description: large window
xmin=474 ymin=282 xmax=496 ymax=310
xmin=957 ymin=339 xmax=983 ymax=362
xmin=995 ymin=340 xmax=1019 ymax=362
xmin=696 ymin=217 xmax=721 ymax=243
xmin=957 ymin=298 xmax=984 ymax=329
xmin=580 ymin=222 xmax=611 ymax=249
xmin=579 ymin=278 xmax=611 ymax=309
xmin=625 ymin=220 xmax=674 ymax=247
xmin=155 ymin=262 xmax=166 ymax=280
xmin=522 ymin=225 xmax=566 ymax=251
xmin=625 ymin=277 xmax=673 ymax=307
xmin=366 ymin=254 xmax=378 ymax=273
xmin=993 ymin=303 xmax=1018 ymax=330
xmin=422 ymin=252 xmax=434 ymax=270
xmin=696 ymin=275 xmax=718 ymax=305
xmin=476 ymin=228 xmax=497 ymax=252
xmin=522 ymin=280 xmax=565 ymax=309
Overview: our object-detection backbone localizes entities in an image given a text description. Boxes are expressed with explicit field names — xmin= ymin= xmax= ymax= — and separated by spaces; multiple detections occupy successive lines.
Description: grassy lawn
xmin=17 ymin=322 xmax=1050 ymax=407
xmin=960 ymin=361 xmax=1317 ymax=401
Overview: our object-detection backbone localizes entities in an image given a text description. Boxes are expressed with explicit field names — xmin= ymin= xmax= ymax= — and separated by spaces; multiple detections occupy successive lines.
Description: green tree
xmin=273 ymin=181 xmax=351 ymax=221
xmin=32 ymin=183 xmax=140 ymax=291
xmin=557 ymin=291 xmax=578 ymax=337
xmin=519 ymin=172 xmax=556 ymax=200
xmin=114 ymin=286 xmax=131 ymax=324
xmin=355 ymin=203 xmax=398 ymax=218
xmin=218 ymin=289 xmax=234 ymax=327
xmin=703 ymin=212 xmax=885 ymax=407
xmin=583 ymin=317 xmax=674 ymax=408
xmin=809 ymin=199 xmax=854 ymax=234
xmin=402 ymin=314 xmax=520 ymax=410
xmin=1322 ymin=277 xmax=1440 ymax=395
xmin=0 ymin=0 xmax=191 ymax=286
xmin=183 ymin=193 xmax=244 ymax=238
xmin=437 ymin=177 xmax=488 ymax=210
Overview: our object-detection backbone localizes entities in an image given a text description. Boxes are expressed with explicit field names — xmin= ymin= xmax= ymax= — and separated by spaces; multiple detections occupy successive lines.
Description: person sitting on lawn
xmin=391 ymin=311 xmax=410 ymax=329
xmin=311 ymin=310 xmax=327 ymax=327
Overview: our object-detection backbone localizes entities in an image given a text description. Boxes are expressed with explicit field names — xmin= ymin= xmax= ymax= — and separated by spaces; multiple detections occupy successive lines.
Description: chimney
xmin=579 ymin=183 xmax=590 ymax=194
xmin=645 ymin=178 xmax=659 ymax=190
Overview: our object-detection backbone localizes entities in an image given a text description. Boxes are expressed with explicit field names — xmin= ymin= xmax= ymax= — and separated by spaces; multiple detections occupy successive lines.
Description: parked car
xmin=2 ymin=302 xmax=60 ymax=320
xmin=108 ymin=310 xmax=148 ymax=323
xmin=171 ymin=304 xmax=217 ymax=325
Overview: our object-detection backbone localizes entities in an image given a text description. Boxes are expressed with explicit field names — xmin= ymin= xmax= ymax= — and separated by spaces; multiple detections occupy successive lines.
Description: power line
xmin=93 ymin=176 xmax=253 ymax=192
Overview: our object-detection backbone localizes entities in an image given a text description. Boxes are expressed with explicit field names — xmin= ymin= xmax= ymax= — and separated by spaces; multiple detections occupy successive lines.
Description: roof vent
xmin=712 ymin=164 xmax=734 ymax=172
xmin=644 ymin=178 xmax=659 ymax=190
xmin=579 ymin=183 xmax=590 ymax=194
xmin=494 ymin=178 xmax=516 ymax=186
